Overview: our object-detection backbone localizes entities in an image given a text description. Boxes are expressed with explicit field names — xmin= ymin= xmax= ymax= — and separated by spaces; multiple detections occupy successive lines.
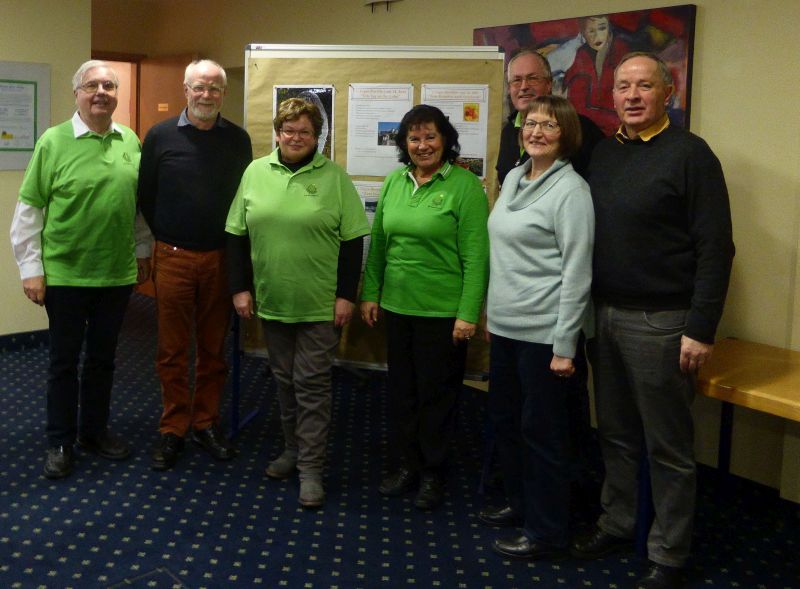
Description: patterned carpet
xmin=0 ymin=294 xmax=797 ymax=588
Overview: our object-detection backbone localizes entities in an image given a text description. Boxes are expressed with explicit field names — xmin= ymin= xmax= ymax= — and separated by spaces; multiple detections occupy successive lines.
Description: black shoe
xmin=570 ymin=526 xmax=634 ymax=560
xmin=478 ymin=505 xmax=524 ymax=527
xmin=191 ymin=424 xmax=236 ymax=461
xmin=77 ymin=430 xmax=130 ymax=460
xmin=492 ymin=535 xmax=567 ymax=560
xmin=636 ymin=562 xmax=685 ymax=589
xmin=413 ymin=474 xmax=444 ymax=510
xmin=43 ymin=445 xmax=74 ymax=479
xmin=379 ymin=467 xmax=418 ymax=496
xmin=150 ymin=433 xmax=184 ymax=471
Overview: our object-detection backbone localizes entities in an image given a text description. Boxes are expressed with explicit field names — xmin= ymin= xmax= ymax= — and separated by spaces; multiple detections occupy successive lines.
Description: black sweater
xmin=589 ymin=126 xmax=735 ymax=343
xmin=138 ymin=115 xmax=252 ymax=250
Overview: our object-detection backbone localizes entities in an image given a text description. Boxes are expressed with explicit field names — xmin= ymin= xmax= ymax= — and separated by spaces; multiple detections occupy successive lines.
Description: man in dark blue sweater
xmin=571 ymin=53 xmax=734 ymax=589
xmin=138 ymin=59 xmax=252 ymax=471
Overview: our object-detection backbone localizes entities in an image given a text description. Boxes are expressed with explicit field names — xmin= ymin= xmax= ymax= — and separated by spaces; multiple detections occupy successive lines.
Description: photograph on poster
xmin=474 ymin=4 xmax=696 ymax=135
xmin=377 ymin=122 xmax=399 ymax=146
xmin=273 ymin=85 xmax=334 ymax=159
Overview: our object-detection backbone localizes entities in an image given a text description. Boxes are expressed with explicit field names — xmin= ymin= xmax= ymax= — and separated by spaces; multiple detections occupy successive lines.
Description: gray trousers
xmin=591 ymin=303 xmax=696 ymax=567
xmin=262 ymin=320 xmax=339 ymax=480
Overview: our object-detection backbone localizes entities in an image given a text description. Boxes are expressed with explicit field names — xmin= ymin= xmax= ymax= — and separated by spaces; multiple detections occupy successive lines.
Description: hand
xmin=136 ymin=257 xmax=151 ymax=284
xmin=360 ymin=301 xmax=380 ymax=327
xmin=550 ymin=355 xmax=575 ymax=378
xmin=680 ymin=335 xmax=714 ymax=373
xmin=334 ymin=297 xmax=354 ymax=327
xmin=22 ymin=276 xmax=46 ymax=306
xmin=233 ymin=291 xmax=253 ymax=320
xmin=452 ymin=319 xmax=476 ymax=345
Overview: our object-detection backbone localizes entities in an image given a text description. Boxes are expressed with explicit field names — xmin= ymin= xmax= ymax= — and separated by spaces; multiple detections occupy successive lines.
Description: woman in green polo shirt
xmin=226 ymin=98 xmax=370 ymax=509
xmin=360 ymin=104 xmax=489 ymax=510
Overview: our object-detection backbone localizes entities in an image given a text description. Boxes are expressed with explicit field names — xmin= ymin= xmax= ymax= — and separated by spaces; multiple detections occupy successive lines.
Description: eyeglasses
xmin=523 ymin=119 xmax=560 ymax=134
xmin=509 ymin=74 xmax=550 ymax=88
xmin=187 ymin=84 xmax=224 ymax=96
xmin=79 ymin=80 xmax=118 ymax=94
xmin=280 ymin=128 xmax=314 ymax=140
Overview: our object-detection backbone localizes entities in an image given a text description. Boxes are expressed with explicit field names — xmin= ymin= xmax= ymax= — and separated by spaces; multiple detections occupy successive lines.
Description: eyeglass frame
xmin=522 ymin=119 xmax=561 ymax=134
xmin=508 ymin=74 xmax=551 ymax=88
xmin=186 ymin=84 xmax=225 ymax=96
xmin=78 ymin=80 xmax=118 ymax=94
xmin=279 ymin=128 xmax=315 ymax=140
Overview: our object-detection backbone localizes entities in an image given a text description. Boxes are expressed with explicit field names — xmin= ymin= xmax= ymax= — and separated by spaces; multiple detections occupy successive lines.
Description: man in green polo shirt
xmin=10 ymin=60 xmax=151 ymax=479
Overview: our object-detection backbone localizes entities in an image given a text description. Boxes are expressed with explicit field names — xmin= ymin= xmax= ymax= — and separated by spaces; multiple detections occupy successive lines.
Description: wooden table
xmin=697 ymin=337 xmax=800 ymax=474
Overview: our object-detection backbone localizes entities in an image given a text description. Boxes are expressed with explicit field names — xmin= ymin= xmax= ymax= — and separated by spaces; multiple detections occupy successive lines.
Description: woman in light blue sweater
xmin=481 ymin=96 xmax=594 ymax=560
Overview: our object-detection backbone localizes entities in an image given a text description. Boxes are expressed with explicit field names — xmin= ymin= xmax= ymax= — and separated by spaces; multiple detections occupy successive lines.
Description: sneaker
xmin=266 ymin=450 xmax=298 ymax=479
xmin=298 ymin=478 xmax=325 ymax=508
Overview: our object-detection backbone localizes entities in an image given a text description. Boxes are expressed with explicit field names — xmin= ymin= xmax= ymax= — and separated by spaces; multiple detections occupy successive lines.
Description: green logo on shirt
xmin=307 ymin=183 xmax=318 ymax=195
xmin=122 ymin=152 xmax=132 ymax=163
xmin=429 ymin=194 xmax=445 ymax=209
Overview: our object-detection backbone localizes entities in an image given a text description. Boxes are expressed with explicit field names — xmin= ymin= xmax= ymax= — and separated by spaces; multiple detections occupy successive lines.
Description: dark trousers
xmin=488 ymin=334 xmax=572 ymax=548
xmin=384 ymin=310 xmax=467 ymax=476
xmin=44 ymin=285 xmax=133 ymax=446
xmin=592 ymin=304 xmax=696 ymax=567
xmin=567 ymin=339 xmax=592 ymax=485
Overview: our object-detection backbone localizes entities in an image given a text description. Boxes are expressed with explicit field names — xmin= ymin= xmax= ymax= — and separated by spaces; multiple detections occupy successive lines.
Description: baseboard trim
xmin=0 ymin=329 xmax=48 ymax=352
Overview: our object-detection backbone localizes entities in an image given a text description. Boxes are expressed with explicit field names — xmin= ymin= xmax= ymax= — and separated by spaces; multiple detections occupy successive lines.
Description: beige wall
xmin=0 ymin=0 xmax=91 ymax=335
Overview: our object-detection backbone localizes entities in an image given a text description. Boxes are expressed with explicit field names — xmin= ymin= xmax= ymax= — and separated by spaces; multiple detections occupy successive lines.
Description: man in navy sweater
xmin=138 ymin=59 xmax=252 ymax=471
xmin=571 ymin=52 xmax=734 ymax=589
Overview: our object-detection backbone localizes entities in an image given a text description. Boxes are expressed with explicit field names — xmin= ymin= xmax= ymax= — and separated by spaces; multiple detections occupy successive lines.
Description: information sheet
xmin=347 ymin=84 xmax=413 ymax=177
xmin=353 ymin=180 xmax=383 ymax=271
xmin=421 ymin=84 xmax=489 ymax=178
xmin=0 ymin=80 xmax=36 ymax=151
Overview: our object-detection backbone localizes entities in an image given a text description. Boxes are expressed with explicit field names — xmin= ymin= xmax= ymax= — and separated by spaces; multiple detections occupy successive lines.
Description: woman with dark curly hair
xmin=361 ymin=104 xmax=489 ymax=510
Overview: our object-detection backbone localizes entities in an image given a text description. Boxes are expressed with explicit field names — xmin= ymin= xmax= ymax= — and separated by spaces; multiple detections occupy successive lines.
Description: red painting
xmin=474 ymin=5 xmax=696 ymax=135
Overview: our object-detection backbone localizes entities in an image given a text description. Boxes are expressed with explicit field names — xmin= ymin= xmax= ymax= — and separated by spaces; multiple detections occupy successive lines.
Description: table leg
xmin=718 ymin=401 xmax=734 ymax=474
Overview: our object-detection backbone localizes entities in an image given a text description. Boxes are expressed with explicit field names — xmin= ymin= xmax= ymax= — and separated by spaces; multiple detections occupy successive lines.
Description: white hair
xmin=184 ymin=59 xmax=227 ymax=87
xmin=72 ymin=60 xmax=119 ymax=91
